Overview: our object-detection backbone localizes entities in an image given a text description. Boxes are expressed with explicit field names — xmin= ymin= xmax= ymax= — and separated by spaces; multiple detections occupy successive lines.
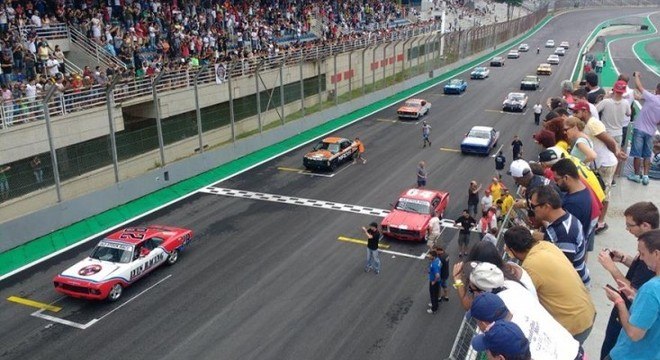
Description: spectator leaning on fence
xmin=503 ymin=225 xmax=595 ymax=344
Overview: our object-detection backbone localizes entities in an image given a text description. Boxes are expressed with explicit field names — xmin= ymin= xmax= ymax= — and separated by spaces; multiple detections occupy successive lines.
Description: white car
xmin=547 ymin=54 xmax=560 ymax=65
xmin=560 ymin=41 xmax=570 ymax=49
xmin=545 ymin=40 xmax=555 ymax=48
xmin=507 ymin=50 xmax=520 ymax=59
xmin=518 ymin=43 xmax=530 ymax=52
xmin=554 ymin=47 xmax=566 ymax=56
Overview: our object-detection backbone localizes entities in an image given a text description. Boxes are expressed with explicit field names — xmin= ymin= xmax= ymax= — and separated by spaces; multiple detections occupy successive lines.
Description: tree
xmin=495 ymin=0 xmax=524 ymax=21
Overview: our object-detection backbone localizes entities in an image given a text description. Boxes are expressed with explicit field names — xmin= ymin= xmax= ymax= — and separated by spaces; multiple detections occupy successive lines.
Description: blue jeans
xmin=365 ymin=248 xmax=380 ymax=273
xmin=630 ymin=128 xmax=653 ymax=159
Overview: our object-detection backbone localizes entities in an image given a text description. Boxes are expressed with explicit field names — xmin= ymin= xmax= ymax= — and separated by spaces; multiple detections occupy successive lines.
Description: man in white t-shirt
xmin=619 ymin=74 xmax=636 ymax=147
xmin=46 ymin=55 xmax=59 ymax=77
xmin=574 ymin=100 xmax=626 ymax=234
xmin=468 ymin=263 xmax=582 ymax=360
xmin=426 ymin=210 xmax=441 ymax=249
xmin=597 ymin=80 xmax=631 ymax=176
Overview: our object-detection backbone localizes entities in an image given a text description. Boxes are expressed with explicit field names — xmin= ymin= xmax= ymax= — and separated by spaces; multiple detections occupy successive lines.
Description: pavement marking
xmin=7 ymin=296 xmax=62 ymax=313
xmin=200 ymin=187 xmax=391 ymax=217
xmin=439 ymin=147 xmax=461 ymax=153
xmin=484 ymin=109 xmax=503 ymax=113
xmin=32 ymin=310 xmax=89 ymax=330
xmin=30 ymin=275 xmax=172 ymax=330
xmin=337 ymin=236 xmax=391 ymax=249
xmin=491 ymin=144 xmax=505 ymax=158
xmin=375 ymin=118 xmax=397 ymax=123
xmin=277 ymin=167 xmax=336 ymax=178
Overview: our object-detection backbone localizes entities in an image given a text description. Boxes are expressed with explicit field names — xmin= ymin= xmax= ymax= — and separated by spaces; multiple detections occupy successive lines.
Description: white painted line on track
xmin=200 ymin=187 xmax=391 ymax=217
xmin=0 ymin=11 xmax=561 ymax=282
xmin=491 ymin=144 xmax=505 ymax=158
xmin=31 ymin=275 xmax=172 ymax=330
xmin=32 ymin=310 xmax=89 ymax=330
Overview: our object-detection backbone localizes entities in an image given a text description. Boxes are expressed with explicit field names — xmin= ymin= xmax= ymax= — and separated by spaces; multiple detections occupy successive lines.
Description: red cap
xmin=573 ymin=101 xmax=590 ymax=112
xmin=612 ymin=80 xmax=627 ymax=93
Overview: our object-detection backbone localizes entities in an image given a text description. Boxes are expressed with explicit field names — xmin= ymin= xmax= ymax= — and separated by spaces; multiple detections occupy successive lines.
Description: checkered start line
xmin=200 ymin=187 xmax=392 ymax=217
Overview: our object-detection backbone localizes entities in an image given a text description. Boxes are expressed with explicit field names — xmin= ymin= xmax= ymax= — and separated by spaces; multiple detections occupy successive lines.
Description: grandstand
xmin=0 ymin=0 xmax=533 ymax=219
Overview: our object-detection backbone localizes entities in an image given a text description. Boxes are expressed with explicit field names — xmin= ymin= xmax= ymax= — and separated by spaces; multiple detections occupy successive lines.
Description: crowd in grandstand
xmin=0 ymin=0 xmax=521 ymax=127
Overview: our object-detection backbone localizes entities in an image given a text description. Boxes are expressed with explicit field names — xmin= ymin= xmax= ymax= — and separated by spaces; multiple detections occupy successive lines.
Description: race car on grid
xmin=470 ymin=66 xmax=490 ymax=79
xmin=503 ymin=92 xmax=528 ymax=112
xmin=381 ymin=188 xmax=450 ymax=242
xmin=396 ymin=98 xmax=431 ymax=119
xmin=443 ymin=79 xmax=468 ymax=94
xmin=303 ymin=137 xmax=358 ymax=171
xmin=520 ymin=75 xmax=541 ymax=91
xmin=537 ymin=63 xmax=552 ymax=75
xmin=53 ymin=226 xmax=193 ymax=301
xmin=461 ymin=126 xmax=500 ymax=156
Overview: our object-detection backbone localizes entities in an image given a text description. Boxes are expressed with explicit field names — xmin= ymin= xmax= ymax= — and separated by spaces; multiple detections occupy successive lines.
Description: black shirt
xmin=456 ymin=216 xmax=476 ymax=234
xmin=587 ymin=87 xmax=606 ymax=104
xmin=495 ymin=154 xmax=506 ymax=170
xmin=468 ymin=188 xmax=479 ymax=205
xmin=367 ymin=229 xmax=380 ymax=250
xmin=511 ymin=140 xmax=523 ymax=157
xmin=439 ymin=254 xmax=449 ymax=280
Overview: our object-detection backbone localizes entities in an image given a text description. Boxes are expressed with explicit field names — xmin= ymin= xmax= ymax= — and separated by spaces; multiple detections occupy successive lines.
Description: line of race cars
xmin=51 ymin=39 xmax=571 ymax=303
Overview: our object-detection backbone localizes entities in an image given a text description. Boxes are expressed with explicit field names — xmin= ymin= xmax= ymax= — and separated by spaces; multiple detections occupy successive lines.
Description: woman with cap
xmin=564 ymin=116 xmax=597 ymax=164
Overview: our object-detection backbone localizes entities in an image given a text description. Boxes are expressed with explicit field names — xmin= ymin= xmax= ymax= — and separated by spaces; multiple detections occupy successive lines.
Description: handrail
xmin=68 ymin=26 xmax=127 ymax=70
xmin=18 ymin=23 xmax=69 ymax=42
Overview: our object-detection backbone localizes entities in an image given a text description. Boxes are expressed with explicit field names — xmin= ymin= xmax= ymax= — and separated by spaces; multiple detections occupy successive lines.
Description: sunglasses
xmin=529 ymin=202 xmax=545 ymax=210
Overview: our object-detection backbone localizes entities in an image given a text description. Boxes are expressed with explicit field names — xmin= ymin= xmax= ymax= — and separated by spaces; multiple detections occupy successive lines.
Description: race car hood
xmin=504 ymin=99 xmax=524 ymax=105
xmin=444 ymin=84 xmax=460 ymax=89
xmin=462 ymin=137 xmax=490 ymax=146
xmin=305 ymin=150 xmax=333 ymax=160
xmin=59 ymin=257 xmax=123 ymax=283
xmin=382 ymin=210 xmax=429 ymax=230
xmin=521 ymin=80 xmax=536 ymax=84
xmin=398 ymin=106 xmax=420 ymax=112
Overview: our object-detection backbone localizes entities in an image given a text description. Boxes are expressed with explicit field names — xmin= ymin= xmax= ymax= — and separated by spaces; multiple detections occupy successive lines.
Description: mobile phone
xmin=605 ymin=284 xmax=618 ymax=292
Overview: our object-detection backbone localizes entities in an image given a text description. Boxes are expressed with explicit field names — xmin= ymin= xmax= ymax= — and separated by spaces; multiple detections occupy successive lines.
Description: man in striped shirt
xmin=529 ymin=185 xmax=591 ymax=286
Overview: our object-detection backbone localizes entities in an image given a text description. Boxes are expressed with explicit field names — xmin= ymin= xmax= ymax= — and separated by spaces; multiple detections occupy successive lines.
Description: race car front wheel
xmin=108 ymin=284 xmax=123 ymax=302
xmin=167 ymin=249 xmax=179 ymax=265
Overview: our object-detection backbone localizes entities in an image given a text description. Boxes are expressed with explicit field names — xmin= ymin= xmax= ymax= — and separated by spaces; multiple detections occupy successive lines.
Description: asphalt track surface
xmin=607 ymin=11 xmax=660 ymax=79
xmin=1 ymin=8 xmax=658 ymax=360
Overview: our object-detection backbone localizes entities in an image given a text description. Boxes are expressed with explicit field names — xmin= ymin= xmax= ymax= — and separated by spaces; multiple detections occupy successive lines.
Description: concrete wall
xmin=0 ymin=105 xmax=125 ymax=164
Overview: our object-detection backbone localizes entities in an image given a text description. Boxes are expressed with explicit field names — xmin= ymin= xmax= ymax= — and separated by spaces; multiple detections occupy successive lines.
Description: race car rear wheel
xmin=167 ymin=249 xmax=179 ymax=265
xmin=108 ymin=284 xmax=123 ymax=302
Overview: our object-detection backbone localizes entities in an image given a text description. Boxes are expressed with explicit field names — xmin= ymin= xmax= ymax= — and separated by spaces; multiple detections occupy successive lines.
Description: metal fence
xmin=0 ymin=6 xmax=549 ymax=217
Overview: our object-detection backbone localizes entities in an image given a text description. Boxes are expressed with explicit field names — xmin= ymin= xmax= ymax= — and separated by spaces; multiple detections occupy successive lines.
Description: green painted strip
xmin=0 ymin=14 xmax=554 ymax=278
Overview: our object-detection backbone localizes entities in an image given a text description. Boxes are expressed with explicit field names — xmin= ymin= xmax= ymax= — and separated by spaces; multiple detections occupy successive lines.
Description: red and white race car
xmin=53 ymin=226 xmax=193 ymax=301
xmin=381 ymin=188 xmax=449 ymax=241
xmin=396 ymin=98 xmax=431 ymax=119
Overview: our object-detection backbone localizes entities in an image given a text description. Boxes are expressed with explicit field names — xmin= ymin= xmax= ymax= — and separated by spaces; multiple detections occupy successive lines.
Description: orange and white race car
xmin=303 ymin=137 xmax=358 ymax=171
xmin=396 ymin=98 xmax=431 ymax=119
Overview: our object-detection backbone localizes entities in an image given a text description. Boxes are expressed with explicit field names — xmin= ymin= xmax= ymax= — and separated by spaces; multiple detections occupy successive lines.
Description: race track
xmin=1 ymin=7 xmax=658 ymax=360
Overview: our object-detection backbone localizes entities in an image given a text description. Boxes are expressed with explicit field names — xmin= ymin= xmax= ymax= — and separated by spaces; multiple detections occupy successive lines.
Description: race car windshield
xmin=468 ymin=130 xmax=490 ymax=139
xmin=474 ymin=67 xmax=485 ymax=72
xmin=90 ymin=244 xmax=132 ymax=263
xmin=396 ymin=198 xmax=430 ymax=214
xmin=509 ymin=94 xmax=525 ymax=101
xmin=404 ymin=101 xmax=420 ymax=107
xmin=316 ymin=142 xmax=340 ymax=154
xmin=449 ymin=79 xmax=462 ymax=85
xmin=524 ymin=76 xmax=537 ymax=82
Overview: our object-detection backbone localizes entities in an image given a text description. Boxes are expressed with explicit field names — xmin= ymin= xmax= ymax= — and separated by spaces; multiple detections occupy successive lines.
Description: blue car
xmin=461 ymin=126 xmax=500 ymax=156
xmin=470 ymin=67 xmax=490 ymax=79
xmin=444 ymin=79 xmax=468 ymax=94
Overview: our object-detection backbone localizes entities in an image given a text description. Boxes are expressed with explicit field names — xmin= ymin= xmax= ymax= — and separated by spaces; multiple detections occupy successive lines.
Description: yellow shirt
xmin=555 ymin=148 xmax=605 ymax=202
xmin=489 ymin=182 xmax=503 ymax=204
xmin=556 ymin=140 xmax=570 ymax=152
xmin=501 ymin=194 xmax=514 ymax=215
xmin=522 ymin=241 xmax=596 ymax=335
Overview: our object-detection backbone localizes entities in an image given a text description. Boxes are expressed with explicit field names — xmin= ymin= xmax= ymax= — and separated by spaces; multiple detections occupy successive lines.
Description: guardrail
xmin=1 ymin=21 xmax=442 ymax=130
xmin=68 ymin=25 xmax=127 ymax=70
xmin=18 ymin=23 xmax=69 ymax=42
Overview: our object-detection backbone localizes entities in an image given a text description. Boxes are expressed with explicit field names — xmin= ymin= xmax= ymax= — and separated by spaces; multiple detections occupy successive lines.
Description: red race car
xmin=381 ymin=188 xmax=449 ymax=241
xmin=53 ymin=226 xmax=193 ymax=301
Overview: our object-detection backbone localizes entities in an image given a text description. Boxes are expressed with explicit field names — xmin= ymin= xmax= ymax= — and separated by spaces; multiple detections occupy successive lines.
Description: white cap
xmin=469 ymin=262 xmax=505 ymax=292
xmin=509 ymin=159 xmax=531 ymax=178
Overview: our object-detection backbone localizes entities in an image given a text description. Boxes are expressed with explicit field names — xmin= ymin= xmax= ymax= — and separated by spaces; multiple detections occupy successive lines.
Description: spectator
xmin=362 ymin=222 xmax=381 ymax=275
xmin=471 ymin=320 xmax=532 ymax=360
xmin=482 ymin=227 xmax=499 ymax=248
xmin=604 ymin=229 xmax=660 ymax=360
xmin=584 ymin=71 xmax=605 ymax=104
xmin=598 ymin=201 xmax=658 ymax=359
xmin=488 ymin=177 xmax=505 ymax=204
xmin=563 ymin=116 xmax=597 ymax=164
xmin=628 ymin=72 xmax=660 ymax=185
xmin=427 ymin=249 xmax=441 ymax=314
xmin=495 ymin=151 xmax=506 ymax=179
xmin=468 ymin=180 xmax=482 ymax=217
xmin=456 ymin=209 xmax=476 ymax=258
xmin=528 ymin=185 xmax=590 ymax=285
xmin=597 ymin=80 xmax=631 ymax=176
xmin=617 ymin=74 xmax=636 ymax=148
xmin=551 ymin=158 xmax=599 ymax=257
xmin=434 ymin=246 xmax=450 ymax=302
xmin=481 ymin=189 xmax=493 ymax=214
xmin=509 ymin=159 xmax=558 ymax=211
xmin=511 ymin=135 xmax=523 ymax=160
xmin=426 ymin=210 xmax=441 ymax=249
xmin=503 ymin=226 xmax=596 ymax=343
xmin=538 ymin=146 xmax=605 ymax=204
xmin=468 ymin=290 xmax=582 ymax=360
xmin=573 ymin=100 xmax=625 ymax=234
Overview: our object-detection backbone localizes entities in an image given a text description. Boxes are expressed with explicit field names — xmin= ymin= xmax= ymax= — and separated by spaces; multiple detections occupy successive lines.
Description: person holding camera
xmin=627 ymin=71 xmax=660 ymax=185
xmin=597 ymin=201 xmax=658 ymax=359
